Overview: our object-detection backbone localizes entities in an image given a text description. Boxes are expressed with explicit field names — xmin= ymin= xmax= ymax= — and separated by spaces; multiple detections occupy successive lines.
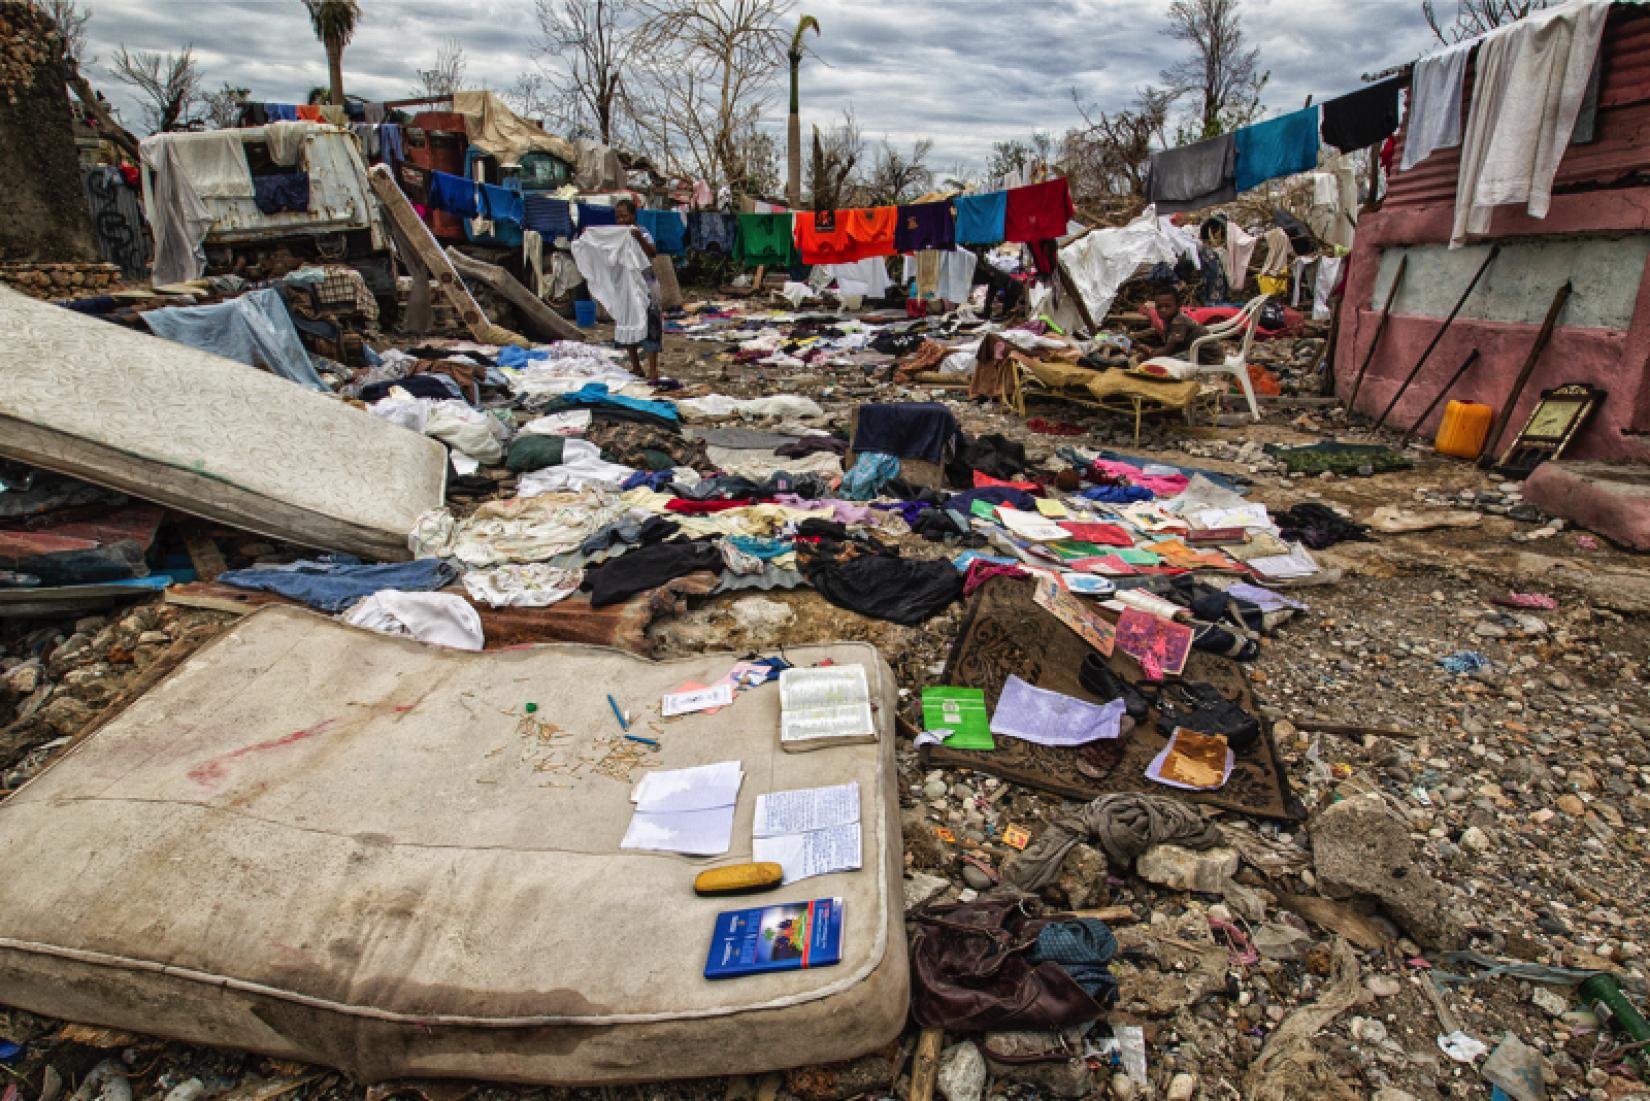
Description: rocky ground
xmin=1 ymin=306 xmax=1647 ymax=1101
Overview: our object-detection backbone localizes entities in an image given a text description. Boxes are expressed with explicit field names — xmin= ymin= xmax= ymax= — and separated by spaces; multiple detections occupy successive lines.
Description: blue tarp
xmin=140 ymin=287 xmax=328 ymax=390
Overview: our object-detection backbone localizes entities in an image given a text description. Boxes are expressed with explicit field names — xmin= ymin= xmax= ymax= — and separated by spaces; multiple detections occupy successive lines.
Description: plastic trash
xmin=1481 ymin=1033 xmax=1546 ymax=1101
xmin=1438 ymin=1030 xmax=1488 ymax=1063
xmin=1439 ymin=651 xmax=1490 ymax=674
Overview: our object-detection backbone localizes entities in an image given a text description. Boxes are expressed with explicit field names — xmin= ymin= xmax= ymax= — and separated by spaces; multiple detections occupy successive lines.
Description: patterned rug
xmin=925 ymin=577 xmax=1304 ymax=820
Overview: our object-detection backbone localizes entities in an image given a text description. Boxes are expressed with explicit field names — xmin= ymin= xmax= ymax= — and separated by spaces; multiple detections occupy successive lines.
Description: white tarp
xmin=1056 ymin=206 xmax=1182 ymax=324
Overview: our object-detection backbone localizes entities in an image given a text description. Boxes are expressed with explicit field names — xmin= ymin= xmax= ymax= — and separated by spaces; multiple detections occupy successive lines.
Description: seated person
xmin=1139 ymin=288 xmax=1222 ymax=366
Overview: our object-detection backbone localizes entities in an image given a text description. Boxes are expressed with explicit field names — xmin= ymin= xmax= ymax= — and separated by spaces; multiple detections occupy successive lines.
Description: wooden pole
xmin=909 ymin=1028 xmax=945 ymax=1101
xmin=1477 ymin=280 xmax=1573 ymax=466
xmin=1345 ymin=253 xmax=1407 ymax=411
xmin=1372 ymin=244 xmax=1500 ymax=431
xmin=1399 ymin=348 xmax=1481 ymax=447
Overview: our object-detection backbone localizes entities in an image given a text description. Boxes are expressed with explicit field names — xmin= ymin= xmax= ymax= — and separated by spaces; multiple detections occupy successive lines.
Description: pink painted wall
xmin=1335 ymin=192 xmax=1650 ymax=461
xmin=1334 ymin=7 xmax=1650 ymax=460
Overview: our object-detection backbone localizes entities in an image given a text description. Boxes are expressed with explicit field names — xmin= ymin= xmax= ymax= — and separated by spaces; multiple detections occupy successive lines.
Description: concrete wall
xmin=1372 ymin=236 xmax=1650 ymax=331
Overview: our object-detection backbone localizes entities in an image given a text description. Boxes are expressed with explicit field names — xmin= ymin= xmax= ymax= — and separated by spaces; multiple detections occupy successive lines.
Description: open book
xmin=779 ymin=665 xmax=876 ymax=752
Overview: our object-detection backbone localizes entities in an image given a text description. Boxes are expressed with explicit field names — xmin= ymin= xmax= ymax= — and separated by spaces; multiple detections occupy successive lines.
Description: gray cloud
xmin=81 ymin=0 xmax=1442 ymax=173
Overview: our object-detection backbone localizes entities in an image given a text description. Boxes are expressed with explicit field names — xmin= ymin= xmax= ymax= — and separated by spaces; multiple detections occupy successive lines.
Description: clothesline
xmin=1146 ymin=0 xmax=1615 ymax=232
xmin=414 ymin=174 xmax=1079 ymax=269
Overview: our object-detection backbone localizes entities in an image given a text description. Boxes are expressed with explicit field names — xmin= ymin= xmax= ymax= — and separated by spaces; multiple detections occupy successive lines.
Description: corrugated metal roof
xmin=1386 ymin=6 xmax=1650 ymax=212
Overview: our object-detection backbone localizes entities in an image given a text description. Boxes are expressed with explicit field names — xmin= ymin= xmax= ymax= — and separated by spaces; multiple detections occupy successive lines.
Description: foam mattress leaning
xmin=0 ymin=607 xmax=908 ymax=1084
xmin=0 ymin=286 xmax=447 ymax=561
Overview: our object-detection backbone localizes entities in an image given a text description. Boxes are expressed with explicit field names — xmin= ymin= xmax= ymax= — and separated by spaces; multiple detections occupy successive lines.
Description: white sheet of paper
xmin=621 ymin=805 xmax=736 ymax=855
xmin=631 ymin=760 xmax=743 ymax=813
xmin=753 ymin=823 xmax=862 ymax=883
xmin=753 ymin=783 xmax=860 ymax=838
xmin=661 ymin=682 xmax=735 ymax=717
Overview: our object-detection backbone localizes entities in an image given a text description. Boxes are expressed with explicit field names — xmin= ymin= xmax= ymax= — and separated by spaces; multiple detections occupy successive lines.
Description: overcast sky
xmin=80 ymin=0 xmax=1443 ymax=174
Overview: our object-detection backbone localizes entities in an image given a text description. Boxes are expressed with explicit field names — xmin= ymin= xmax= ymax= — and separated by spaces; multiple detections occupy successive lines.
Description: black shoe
xmin=1190 ymin=621 xmax=1260 ymax=661
xmin=1080 ymin=653 xmax=1150 ymax=720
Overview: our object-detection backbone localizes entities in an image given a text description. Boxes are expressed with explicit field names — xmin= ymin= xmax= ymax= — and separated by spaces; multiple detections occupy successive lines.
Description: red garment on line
xmin=1003 ymin=178 xmax=1074 ymax=243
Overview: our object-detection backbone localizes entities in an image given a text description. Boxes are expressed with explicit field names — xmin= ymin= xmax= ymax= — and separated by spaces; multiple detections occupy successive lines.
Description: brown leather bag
xmin=909 ymin=898 xmax=1106 ymax=1032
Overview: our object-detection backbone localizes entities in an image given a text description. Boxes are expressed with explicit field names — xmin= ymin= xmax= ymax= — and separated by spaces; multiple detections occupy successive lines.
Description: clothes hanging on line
xmin=575 ymin=202 xmax=617 ymax=233
xmin=1222 ymin=222 xmax=1258 ymax=294
xmin=1399 ymin=42 xmax=1478 ymax=170
xmin=1450 ymin=0 xmax=1609 ymax=246
xmin=735 ymin=212 xmax=793 ymax=267
xmin=379 ymin=123 xmax=405 ymax=166
xmin=954 ymin=191 xmax=1007 ymax=245
xmin=636 ymin=209 xmax=686 ymax=255
xmin=1234 ymin=106 xmax=1320 ymax=193
xmin=894 ymin=201 xmax=956 ymax=252
xmin=1145 ymin=133 xmax=1237 ymax=214
xmin=481 ymin=183 xmax=524 ymax=225
xmin=689 ymin=211 xmax=737 ymax=253
xmin=1004 ymin=178 xmax=1074 ymax=243
xmin=1320 ymin=78 xmax=1403 ymax=153
xmin=523 ymin=194 xmax=573 ymax=239
xmin=428 ymin=170 xmax=478 ymax=217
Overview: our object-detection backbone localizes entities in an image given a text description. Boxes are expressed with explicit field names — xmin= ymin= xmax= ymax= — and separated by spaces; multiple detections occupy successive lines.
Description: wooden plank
xmin=908 ymin=1028 xmax=945 ymax=1101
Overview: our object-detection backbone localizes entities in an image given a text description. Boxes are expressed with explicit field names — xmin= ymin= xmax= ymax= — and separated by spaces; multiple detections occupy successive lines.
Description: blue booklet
xmin=704 ymin=897 xmax=844 ymax=980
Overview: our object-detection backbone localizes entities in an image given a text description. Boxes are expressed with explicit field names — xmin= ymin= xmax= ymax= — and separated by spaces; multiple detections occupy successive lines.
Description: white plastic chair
xmin=1141 ymin=293 xmax=1270 ymax=422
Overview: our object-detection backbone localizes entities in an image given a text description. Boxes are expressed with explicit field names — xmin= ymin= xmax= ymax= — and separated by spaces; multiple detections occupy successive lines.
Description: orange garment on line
xmin=844 ymin=206 xmax=896 ymax=260
xmin=794 ymin=206 xmax=898 ymax=263
xmin=295 ymin=104 xmax=324 ymax=122
xmin=795 ymin=210 xmax=858 ymax=264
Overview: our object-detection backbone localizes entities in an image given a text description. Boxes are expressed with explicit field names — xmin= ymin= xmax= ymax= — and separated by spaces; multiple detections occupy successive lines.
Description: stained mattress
xmin=0 ymin=607 xmax=907 ymax=1084
xmin=0 ymin=287 xmax=447 ymax=560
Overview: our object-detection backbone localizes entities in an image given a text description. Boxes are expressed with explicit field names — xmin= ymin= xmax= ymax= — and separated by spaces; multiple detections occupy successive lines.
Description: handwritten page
xmin=754 ymin=783 xmax=860 ymax=837
xmin=753 ymin=823 xmax=862 ymax=884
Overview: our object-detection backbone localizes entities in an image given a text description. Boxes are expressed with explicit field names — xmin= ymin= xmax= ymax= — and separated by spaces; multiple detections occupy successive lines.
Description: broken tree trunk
xmin=446 ymin=247 xmax=586 ymax=344
xmin=366 ymin=165 xmax=527 ymax=347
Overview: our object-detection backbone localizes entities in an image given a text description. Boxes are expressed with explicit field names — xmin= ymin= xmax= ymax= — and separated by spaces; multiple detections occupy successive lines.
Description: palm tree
xmin=302 ymin=0 xmax=360 ymax=107
xmin=785 ymin=14 xmax=819 ymax=209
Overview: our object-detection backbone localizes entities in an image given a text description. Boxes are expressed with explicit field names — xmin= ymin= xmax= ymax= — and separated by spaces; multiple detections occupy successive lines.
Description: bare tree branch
xmin=807 ymin=108 xmax=859 ymax=210
xmin=864 ymin=137 xmax=933 ymax=205
xmin=531 ymin=0 xmax=646 ymax=145
xmin=413 ymin=38 xmax=467 ymax=97
xmin=39 ymin=0 xmax=92 ymax=65
xmin=200 ymin=83 xmax=250 ymax=129
xmin=1160 ymin=0 xmax=1268 ymax=140
xmin=111 ymin=44 xmax=202 ymax=132
xmin=1422 ymin=0 xmax=1550 ymax=43
xmin=638 ymin=0 xmax=791 ymax=197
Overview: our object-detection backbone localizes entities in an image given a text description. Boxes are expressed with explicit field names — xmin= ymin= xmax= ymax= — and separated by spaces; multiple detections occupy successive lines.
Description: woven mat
xmin=925 ymin=577 xmax=1304 ymax=820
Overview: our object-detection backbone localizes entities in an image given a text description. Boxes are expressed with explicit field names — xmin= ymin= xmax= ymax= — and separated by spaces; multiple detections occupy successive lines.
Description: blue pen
xmin=606 ymin=694 xmax=630 ymax=731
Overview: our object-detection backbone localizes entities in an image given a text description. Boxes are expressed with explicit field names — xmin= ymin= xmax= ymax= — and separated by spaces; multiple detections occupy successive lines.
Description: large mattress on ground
xmin=0 ymin=607 xmax=907 ymax=1084
xmin=0 ymin=287 xmax=447 ymax=561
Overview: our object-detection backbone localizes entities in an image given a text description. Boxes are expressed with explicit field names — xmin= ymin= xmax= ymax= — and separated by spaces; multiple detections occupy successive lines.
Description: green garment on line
xmin=735 ymin=212 xmax=795 ymax=269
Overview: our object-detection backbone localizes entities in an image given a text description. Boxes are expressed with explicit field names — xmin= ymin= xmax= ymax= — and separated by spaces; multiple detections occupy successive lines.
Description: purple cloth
xmin=894 ymin=202 xmax=957 ymax=253
xmin=774 ymin=496 xmax=879 ymax=525
xmin=871 ymin=500 xmax=934 ymax=526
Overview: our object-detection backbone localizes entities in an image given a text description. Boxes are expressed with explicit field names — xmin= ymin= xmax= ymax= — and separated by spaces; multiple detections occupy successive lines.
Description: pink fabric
xmin=963 ymin=559 xmax=1027 ymax=597
xmin=1093 ymin=461 xmax=1189 ymax=498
